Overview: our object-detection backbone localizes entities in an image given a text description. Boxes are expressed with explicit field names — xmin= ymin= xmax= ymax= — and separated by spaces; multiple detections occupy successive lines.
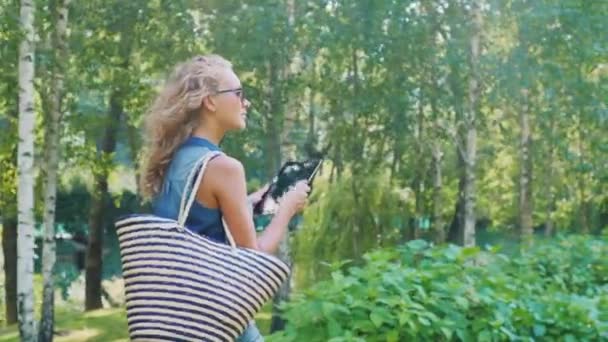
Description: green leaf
xmin=370 ymin=311 xmax=384 ymax=328
xmin=533 ymin=324 xmax=546 ymax=337
xmin=406 ymin=239 xmax=429 ymax=251
xmin=455 ymin=296 xmax=469 ymax=309
xmin=417 ymin=316 xmax=431 ymax=326
xmin=327 ymin=318 xmax=342 ymax=337
xmin=398 ymin=312 xmax=410 ymax=326
xmin=440 ymin=328 xmax=453 ymax=340
xmin=386 ymin=330 xmax=400 ymax=342
xmin=478 ymin=330 xmax=492 ymax=342
xmin=460 ymin=246 xmax=481 ymax=259
xmin=322 ymin=302 xmax=334 ymax=317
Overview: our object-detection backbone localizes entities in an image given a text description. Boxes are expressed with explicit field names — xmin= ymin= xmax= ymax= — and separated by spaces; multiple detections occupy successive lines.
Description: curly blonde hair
xmin=140 ymin=55 xmax=233 ymax=198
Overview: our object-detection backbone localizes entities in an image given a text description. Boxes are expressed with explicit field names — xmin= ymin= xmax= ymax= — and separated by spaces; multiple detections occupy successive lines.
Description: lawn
xmin=0 ymin=301 xmax=273 ymax=341
xmin=0 ymin=307 xmax=128 ymax=342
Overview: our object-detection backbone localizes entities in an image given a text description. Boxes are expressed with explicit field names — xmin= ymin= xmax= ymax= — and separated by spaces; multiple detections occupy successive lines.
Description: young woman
xmin=140 ymin=55 xmax=309 ymax=341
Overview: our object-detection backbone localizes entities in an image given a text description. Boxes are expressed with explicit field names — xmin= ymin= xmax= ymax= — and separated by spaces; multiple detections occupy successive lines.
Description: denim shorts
xmin=236 ymin=322 xmax=264 ymax=342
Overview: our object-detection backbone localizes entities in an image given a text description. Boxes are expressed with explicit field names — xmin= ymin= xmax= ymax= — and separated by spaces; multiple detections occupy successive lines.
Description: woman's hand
xmin=247 ymin=183 xmax=270 ymax=206
xmin=277 ymin=181 xmax=310 ymax=217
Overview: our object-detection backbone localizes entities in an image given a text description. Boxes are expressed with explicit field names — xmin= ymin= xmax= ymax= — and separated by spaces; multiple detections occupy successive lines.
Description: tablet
xmin=252 ymin=158 xmax=323 ymax=215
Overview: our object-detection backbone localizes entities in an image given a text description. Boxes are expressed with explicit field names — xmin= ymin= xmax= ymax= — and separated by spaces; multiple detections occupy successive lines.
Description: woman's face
xmin=210 ymin=68 xmax=250 ymax=131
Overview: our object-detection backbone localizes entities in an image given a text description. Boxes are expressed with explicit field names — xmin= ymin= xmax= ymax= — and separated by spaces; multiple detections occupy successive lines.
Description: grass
xmin=0 ymin=307 xmax=128 ymax=342
xmin=0 ymin=298 xmax=273 ymax=341
xmin=0 ymin=267 xmax=128 ymax=342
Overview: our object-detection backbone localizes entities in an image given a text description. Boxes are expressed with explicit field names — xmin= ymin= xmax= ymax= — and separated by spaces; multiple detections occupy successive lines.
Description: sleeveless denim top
xmin=152 ymin=137 xmax=227 ymax=243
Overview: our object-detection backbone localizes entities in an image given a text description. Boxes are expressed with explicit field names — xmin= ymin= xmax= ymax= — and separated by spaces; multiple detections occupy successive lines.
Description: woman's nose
xmin=243 ymin=98 xmax=251 ymax=108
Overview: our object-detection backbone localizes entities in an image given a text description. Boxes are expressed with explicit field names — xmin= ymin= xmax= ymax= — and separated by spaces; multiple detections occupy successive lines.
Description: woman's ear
xmin=202 ymin=96 xmax=217 ymax=112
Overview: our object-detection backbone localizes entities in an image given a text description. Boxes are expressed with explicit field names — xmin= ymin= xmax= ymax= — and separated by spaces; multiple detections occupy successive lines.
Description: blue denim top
xmin=152 ymin=137 xmax=227 ymax=243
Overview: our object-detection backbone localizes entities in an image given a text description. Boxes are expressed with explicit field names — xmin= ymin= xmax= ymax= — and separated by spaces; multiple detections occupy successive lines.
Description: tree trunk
xmin=85 ymin=176 xmax=107 ymax=311
xmin=85 ymin=92 xmax=122 ymax=311
xmin=17 ymin=0 xmax=37 ymax=339
xmin=446 ymin=30 xmax=465 ymax=246
xmin=462 ymin=126 xmax=477 ymax=247
xmin=39 ymin=1 xmax=70 ymax=340
xmin=1 ymin=108 xmax=18 ymax=326
xmin=2 ymin=215 xmax=18 ymax=325
xmin=577 ymin=121 xmax=589 ymax=234
xmin=333 ymin=141 xmax=343 ymax=181
xmin=269 ymin=1 xmax=294 ymax=331
xmin=304 ymin=85 xmax=319 ymax=159
xmin=447 ymin=153 xmax=465 ymax=245
xmin=126 ymin=122 xmax=141 ymax=195
xmin=267 ymin=69 xmax=288 ymax=333
xmin=431 ymin=143 xmax=445 ymax=244
xmin=544 ymin=121 xmax=556 ymax=237
xmin=268 ymin=101 xmax=290 ymax=330
xmin=429 ymin=54 xmax=445 ymax=244
xmin=390 ymin=142 xmax=401 ymax=183
xmin=413 ymin=17 xmax=445 ymax=244
xmin=461 ymin=3 xmax=482 ymax=247
xmin=410 ymin=90 xmax=425 ymax=241
xmin=269 ymin=236 xmax=291 ymax=333
xmin=545 ymin=202 xmax=555 ymax=237
xmin=264 ymin=61 xmax=282 ymax=178
xmin=518 ymin=89 xmax=533 ymax=244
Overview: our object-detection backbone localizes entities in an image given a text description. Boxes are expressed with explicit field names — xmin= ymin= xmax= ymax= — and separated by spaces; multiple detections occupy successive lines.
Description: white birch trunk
xmin=270 ymin=0 xmax=294 ymax=332
xmin=519 ymin=89 xmax=533 ymax=244
xmin=39 ymin=0 xmax=70 ymax=340
xmin=462 ymin=1 xmax=482 ymax=247
xmin=17 ymin=0 xmax=37 ymax=340
xmin=544 ymin=120 xmax=556 ymax=237
xmin=431 ymin=142 xmax=445 ymax=244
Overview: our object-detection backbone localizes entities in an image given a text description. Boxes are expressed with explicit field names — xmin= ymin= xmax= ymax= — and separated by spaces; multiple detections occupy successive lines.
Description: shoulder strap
xmin=177 ymin=151 xmax=236 ymax=248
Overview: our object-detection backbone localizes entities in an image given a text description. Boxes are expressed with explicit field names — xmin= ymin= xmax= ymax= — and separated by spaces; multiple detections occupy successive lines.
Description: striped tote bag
xmin=115 ymin=151 xmax=290 ymax=341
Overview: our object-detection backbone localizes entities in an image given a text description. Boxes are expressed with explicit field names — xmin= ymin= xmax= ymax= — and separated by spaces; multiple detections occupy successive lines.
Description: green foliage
xmin=53 ymin=179 xmax=144 ymax=234
xmin=270 ymin=236 xmax=608 ymax=341
xmin=54 ymin=179 xmax=91 ymax=233
xmin=2 ymin=0 xmax=606 ymax=240
xmin=293 ymin=172 xmax=413 ymax=289
xmin=0 ymin=0 xmax=19 ymax=219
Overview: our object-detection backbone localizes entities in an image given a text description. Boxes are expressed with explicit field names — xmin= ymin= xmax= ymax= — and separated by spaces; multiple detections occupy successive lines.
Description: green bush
xmin=269 ymin=236 xmax=608 ymax=342
xmin=293 ymin=173 xmax=414 ymax=289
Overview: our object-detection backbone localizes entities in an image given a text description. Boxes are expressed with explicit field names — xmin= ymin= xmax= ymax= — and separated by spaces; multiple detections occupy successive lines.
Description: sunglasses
xmin=215 ymin=87 xmax=245 ymax=102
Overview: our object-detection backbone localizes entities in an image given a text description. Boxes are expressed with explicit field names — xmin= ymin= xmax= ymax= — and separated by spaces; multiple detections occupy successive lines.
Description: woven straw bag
xmin=115 ymin=151 xmax=290 ymax=341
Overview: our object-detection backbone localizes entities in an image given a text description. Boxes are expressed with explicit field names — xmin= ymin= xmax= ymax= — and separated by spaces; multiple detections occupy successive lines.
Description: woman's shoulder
xmin=174 ymin=144 xmax=209 ymax=165
xmin=167 ymin=144 xmax=214 ymax=180
xmin=207 ymin=154 xmax=244 ymax=179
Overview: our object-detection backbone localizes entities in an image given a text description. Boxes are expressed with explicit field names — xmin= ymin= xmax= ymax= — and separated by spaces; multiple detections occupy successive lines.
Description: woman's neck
xmin=191 ymin=124 xmax=224 ymax=146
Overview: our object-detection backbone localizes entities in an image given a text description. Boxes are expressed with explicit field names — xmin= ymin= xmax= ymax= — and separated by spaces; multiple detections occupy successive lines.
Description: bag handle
xmin=177 ymin=151 xmax=237 ymax=248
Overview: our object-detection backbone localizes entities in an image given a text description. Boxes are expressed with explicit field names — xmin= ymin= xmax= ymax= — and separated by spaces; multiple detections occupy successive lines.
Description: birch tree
xmin=461 ymin=0 xmax=482 ymax=247
xmin=39 ymin=0 xmax=70 ymax=339
xmin=16 ymin=0 xmax=37 ymax=339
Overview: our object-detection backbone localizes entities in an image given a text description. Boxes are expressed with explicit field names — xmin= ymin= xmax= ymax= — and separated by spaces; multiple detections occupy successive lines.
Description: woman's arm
xmin=196 ymin=155 xmax=308 ymax=254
